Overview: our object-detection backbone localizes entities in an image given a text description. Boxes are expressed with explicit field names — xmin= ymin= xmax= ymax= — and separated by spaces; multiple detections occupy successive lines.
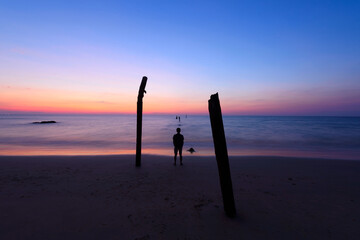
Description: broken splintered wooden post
xmin=208 ymin=93 xmax=236 ymax=217
xmin=136 ymin=76 xmax=147 ymax=167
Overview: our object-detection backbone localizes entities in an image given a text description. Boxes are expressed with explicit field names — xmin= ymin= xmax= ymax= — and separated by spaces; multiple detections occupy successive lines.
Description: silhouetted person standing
xmin=173 ymin=128 xmax=184 ymax=165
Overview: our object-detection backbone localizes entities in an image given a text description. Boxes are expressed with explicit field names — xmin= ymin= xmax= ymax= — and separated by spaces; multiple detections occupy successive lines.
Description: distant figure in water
xmin=173 ymin=128 xmax=184 ymax=166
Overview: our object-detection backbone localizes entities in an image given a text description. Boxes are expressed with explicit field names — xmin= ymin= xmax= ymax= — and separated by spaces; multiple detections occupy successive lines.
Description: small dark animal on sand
xmin=187 ymin=148 xmax=196 ymax=153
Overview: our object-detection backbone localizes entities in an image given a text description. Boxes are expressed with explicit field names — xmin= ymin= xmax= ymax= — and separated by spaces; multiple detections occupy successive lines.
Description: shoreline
xmin=1 ymin=154 xmax=359 ymax=161
xmin=1 ymin=155 xmax=359 ymax=239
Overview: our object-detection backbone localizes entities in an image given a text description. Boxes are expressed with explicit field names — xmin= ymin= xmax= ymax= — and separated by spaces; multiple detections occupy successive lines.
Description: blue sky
xmin=1 ymin=0 xmax=359 ymax=115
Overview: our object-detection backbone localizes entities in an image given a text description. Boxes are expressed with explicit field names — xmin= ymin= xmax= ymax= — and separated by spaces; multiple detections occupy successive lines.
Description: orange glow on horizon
xmin=2 ymin=85 xmax=359 ymax=115
xmin=1 ymin=84 xmax=212 ymax=114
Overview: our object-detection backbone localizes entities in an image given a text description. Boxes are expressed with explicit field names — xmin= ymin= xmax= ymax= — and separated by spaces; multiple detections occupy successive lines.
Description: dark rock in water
xmin=187 ymin=147 xmax=196 ymax=153
xmin=33 ymin=121 xmax=57 ymax=124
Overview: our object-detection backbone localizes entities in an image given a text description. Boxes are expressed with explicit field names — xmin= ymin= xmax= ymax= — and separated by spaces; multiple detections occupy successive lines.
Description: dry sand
xmin=0 ymin=155 xmax=359 ymax=239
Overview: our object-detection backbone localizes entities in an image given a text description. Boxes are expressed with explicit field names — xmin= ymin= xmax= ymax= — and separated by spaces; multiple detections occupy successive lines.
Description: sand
xmin=0 ymin=155 xmax=359 ymax=239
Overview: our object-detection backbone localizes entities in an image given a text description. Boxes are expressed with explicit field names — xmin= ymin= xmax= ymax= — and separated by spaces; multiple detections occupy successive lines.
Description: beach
xmin=1 ymin=155 xmax=359 ymax=239
xmin=2 ymin=0 xmax=360 ymax=239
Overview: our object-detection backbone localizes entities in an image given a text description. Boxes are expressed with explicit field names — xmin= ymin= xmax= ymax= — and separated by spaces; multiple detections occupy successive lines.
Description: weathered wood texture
xmin=136 ymin=76 xmax=147 ymax=167
xmin=208 ymin=93 xmax=236 ymax=217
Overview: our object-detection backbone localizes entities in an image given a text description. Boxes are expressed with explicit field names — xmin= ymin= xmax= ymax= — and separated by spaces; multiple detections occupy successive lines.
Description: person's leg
xmin=174 ymin=147 xmax=178 ymax=165
xmin=179 ymin=147 xmax=183 ymax=165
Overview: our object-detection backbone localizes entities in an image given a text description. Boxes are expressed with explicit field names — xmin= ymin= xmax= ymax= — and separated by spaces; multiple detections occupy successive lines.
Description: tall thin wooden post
xmin=208 ymin=93 xmax=236 ymax=217
xmin=136 ymin=76 xmax=147 ymax=167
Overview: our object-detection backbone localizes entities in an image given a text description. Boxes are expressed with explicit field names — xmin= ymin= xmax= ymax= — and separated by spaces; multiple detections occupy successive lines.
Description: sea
xmin=0 ymin=114 xmax=359 ymax=160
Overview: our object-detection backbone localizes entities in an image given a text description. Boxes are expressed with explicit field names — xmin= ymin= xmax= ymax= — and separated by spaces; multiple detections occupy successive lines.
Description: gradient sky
xmin=1 ymin=0 xmax=359 ymax=115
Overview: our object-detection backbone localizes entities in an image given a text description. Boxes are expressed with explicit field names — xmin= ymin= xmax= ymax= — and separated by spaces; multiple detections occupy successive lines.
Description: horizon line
xmin=1 ymin=110 xmax=359 ymax=117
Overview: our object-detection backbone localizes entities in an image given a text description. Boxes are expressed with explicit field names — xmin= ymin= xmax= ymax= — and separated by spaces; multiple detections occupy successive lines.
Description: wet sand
xmin=0 ymin=155 xmax=359 ymax=239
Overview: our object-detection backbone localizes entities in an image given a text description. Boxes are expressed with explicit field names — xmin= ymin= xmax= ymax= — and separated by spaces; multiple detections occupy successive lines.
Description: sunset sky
xmin=1 ymin=0 xmax=359 ymax=115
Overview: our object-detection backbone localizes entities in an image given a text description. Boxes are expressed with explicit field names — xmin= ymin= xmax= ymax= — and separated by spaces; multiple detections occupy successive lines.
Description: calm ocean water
xmin=0 ymin=114 xmax=359 ymax=159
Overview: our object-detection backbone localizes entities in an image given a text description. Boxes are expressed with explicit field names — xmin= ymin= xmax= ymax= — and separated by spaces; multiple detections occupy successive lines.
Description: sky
xmin=0 ymin=0 xmax=359 ymax=115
